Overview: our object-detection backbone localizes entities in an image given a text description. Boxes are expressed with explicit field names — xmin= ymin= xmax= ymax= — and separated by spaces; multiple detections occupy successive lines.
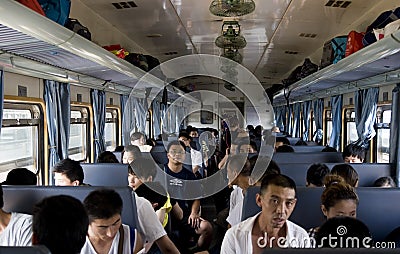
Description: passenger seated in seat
xmin=53 ymin=158 xmax=88 ymax=186
xmin=275 ymin=144 xmax=295 ymax=153
xmin=97 ymin=151 xmax=119 ymax=163
xmin=0 ymin=184 xmax=32 ymax=246
xmin=331 ymin=164 xmax=359 ymax=187
xmin=308 ymin=175 xmax=358 ymax=239
xmin=2 ymin=168 xmax=37 ymax=185
xmin=130 ymin=132 xmax=152 ymax=152
xmin=342 ymin=143 xmax=365 ymax=163
xmin=122 ymin=145 xmax=142 ymax=164
xmin=306 ymin=163 xmax=330 ymax=187
xmin=81 ymin=189 xmax=143 ymax=254
xmin=178 ymin=132 xmax=203 ymax=176
xmin=221 ymin=174 xmax=310 ymax=253
xmin=321 ymin=146 xmax=337 ymax=152
xmin=238 ymin=141 xmax=258 ymax=154
xmin=373 ymin=176 xmax=396 ymax=188
xmin=32 ymin=195 xmax=89 ymax=254
xmin=315 ymin=217 xmax=372 ymax=248
xmin=275 ymin=136 xmax=290 ymax=150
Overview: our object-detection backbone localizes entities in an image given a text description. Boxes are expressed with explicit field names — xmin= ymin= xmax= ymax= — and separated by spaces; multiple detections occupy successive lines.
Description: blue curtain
xmin=274 ymin=106 xmax=286 ymax=131
xmin=0 ymin=71 xmax=3 ymax=135
xmin=91 ymin=89 xmax=106 ymax=161
xmin=287 ymin=105 xmax=293 ymax=136
xmin=302 ymin=101 xmax=312 ymax=141
xmin=329 ymin=95 xmax=343 ymax=150
xmin=161 ymin=103 xmax=167 ymax=135
xmin=292 ymin=103 xmax=302 ymax=138
xmin=44 ymin=80 xmax=70 ymax=184
xmin=152 ymin=100 xmax=161 ymax=137
xmin=390 ymin=84 xmax=400 ymax=186
xmin=120 ymin=95 xmax=129 ymax=146
xmin=354 ymin=88 xmax=379 ymax=147
xmin=313 ymin=98 xmax=324 ymax=144
xmin=122 ymin=96 xmax=136 ymax=146
xmin=133 ymin=97 xmax=147 ymax=133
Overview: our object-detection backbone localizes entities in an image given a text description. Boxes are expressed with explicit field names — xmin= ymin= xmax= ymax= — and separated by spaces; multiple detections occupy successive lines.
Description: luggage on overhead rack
xmin=124 ymin=53 xmax=148 ymax=72
xmin=299 ymin=58 xmax=318 ymax=78
xmin=362 ymin=7 xmax=400 ymax=47
xmin=65 ymin=18 xmax=91 ymax=41
xmin=345 ymin=31 xmax=364 ymax=57
xmin=282 ymin=65 xmax=302 ymax=87
xmin=38 ymin=0 xmax=71 ymax=26
xmin=16 ymin=0 xmax=45 ymax=16
xmin=320 ymin=35 xmax=347 ymax=69
xmin=144 ymin=55 xmax=166 ymax=80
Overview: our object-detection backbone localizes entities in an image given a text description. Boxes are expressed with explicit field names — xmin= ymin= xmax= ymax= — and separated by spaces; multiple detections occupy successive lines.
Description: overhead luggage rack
xmin=273 ymin=29 xmax=400 ymax=106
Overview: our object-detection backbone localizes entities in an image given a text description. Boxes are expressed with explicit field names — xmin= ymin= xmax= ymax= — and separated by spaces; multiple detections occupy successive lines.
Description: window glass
xmin=377 ymin=108 xmax=391 ymax=163
xmin=345 ymin=110 xmax=358 ymax=145
xmin=105 ymin=108 xmax=119 ymax=151
xmin=68 ymin=108 xmax=88 ymax=161
xmin=325 ymin=110 xmax=332 ymax=145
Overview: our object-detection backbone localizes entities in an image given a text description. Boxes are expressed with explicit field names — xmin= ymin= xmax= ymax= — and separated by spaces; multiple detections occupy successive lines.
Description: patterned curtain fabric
xmin=329 ymin=95 xmax=343 ymax=151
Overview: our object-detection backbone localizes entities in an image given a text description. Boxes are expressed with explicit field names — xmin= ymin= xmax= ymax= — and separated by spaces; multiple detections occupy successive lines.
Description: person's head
xmin=53 ymin=158 xmax=84 ymax=186
xmin=130 ymin=132 xmax=146 ymax=146
xmin=321 ymin=146 xmax=337 ymax=152
xmin=32 ymin=195 xmax=89 ymax=254
xmin=97 ymin=151 xmax=119 ymax=163
xmin=275 ymin=137 xmax=290 ymax=150
xmin=249 ymin=157 xmax=281 ymax=185
xmin=256 ymin=174 xmax=297 ymax=230
xmin=226 ymin=155 xmax=251 ymax=186
xmin=385 ymin=226 xmax=400 ymax=248
xmin=331 ymin=164 xmax=359 ymax=187
xmin=114 ymin=146 xmax=125 ymax=152
xmin=134 ymin=182 xmax=168 ymax=211
xmin=294 ymin=140 xmax=308 ymax=146
xmin=228 ymin=117 xmax=239 ymax=130
xmin=271 ymin=126 xmax=280 ymax=133
xmin=238 ymin=141 xmax=257 ymax=154
xmin=146 ymin=138 xmax=156 ymax=147
xmin=342 ymin=143 xmax=365 ymax=163
xmin=315 ymin=217 xmax=372 ymax=248
xmin=3 ymin=168 xmax=37 ymax=185
xmin=189 ymin=127 xmax=199 ymax=138
xmin=321 ymin=175 xmax=358 ymax=219
xmin=306 ymin=163 xmax=330 ymax=187
xmin=373 ymin=176 xmax=395 ymax=188
xmin=84 ymin=189 xmax=123 ymax=241
xmin=275 ymin=144 xmax=294 ymax=153
xmin=128 ymin=157 xmax=157 ymax=190
xmin=166 ymin=140 xmax=185 ymax=165
xmin=178 ymin=132 xmax=192 ymax=148
xmin=122 ymin=145 xmax=142 ymax=164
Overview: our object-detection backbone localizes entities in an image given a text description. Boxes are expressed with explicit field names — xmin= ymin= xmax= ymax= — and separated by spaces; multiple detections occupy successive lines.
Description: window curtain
xmin=122 ymin=96 xmax=136 ymax=146
xmin=329 ymin=95 xmax=343 ymax=151
xmin=91 ymin=89 xmax=106 ymax=161
xmin=390 ymin=84 xmax=400 ymax=186
xmin=313 ymin=98 xmax=324 ymax=144
xmin=152 ymin=100 xmax=161 ymax=138
xmin=176 ymin=105 xmax=185 ymax=133
xmin=133 ymin=97 xmax=147 ymax=134
xmin=168 ymin=105 xmax=177 ymax=134
xmin=302 ymin=101 xmax=312 ymax=141
xmin=292 ymin=103 xmax=302 ymax=138
xmin=120 ymin=95 xmax=129 ymax=145
xmin=287 ymin=105 xmax=293 ymax=136
xmin=354 ymin=87 xmax=379 ymax=147
xmin=161 ymin=103 xmax=167 ymax=135
xmin=274 ymin=106 xmax=286 ymax=132
xmin=44 ymin=80 xmax=70 ymax=183
xmin=0 ymin=71 xmax=3 ymax=135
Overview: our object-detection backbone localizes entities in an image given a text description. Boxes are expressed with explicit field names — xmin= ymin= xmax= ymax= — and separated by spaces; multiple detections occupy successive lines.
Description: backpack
xmin=16 ymin=0 xmax=45 ymax=16
xmin=65 ymin=18 xmax=91 ymax=41
xmin=38 ymin=0 xmax=71 ymax=25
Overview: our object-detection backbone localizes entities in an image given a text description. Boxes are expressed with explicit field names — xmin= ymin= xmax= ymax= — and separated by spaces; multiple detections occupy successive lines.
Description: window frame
xmin=69 ymin=103 xmax=91 ymax=162
xmin=105 ymin=105 xmax=121 ymax=151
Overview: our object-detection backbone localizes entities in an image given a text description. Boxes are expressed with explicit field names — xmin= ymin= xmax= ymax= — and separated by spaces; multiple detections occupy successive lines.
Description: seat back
xmin=273 ymin=152 xmax=343 ymax=164
xmin=2 ymin=186 xmax=139 ymax=229
xmin=81 ymin=163 xmax=128 ymax=186
xmin=292 ymin=146 xmax=325 ymax=153
xmin=0 ymin=246 xmax=51 ymax=254
xmin=242 ymin=186 xmax=400 ymax=241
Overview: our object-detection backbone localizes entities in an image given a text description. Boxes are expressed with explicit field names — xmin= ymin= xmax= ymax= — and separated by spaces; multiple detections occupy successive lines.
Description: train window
xmin=324 ymin=110 xmax=332 ymax=145
xmin=105 ymin=107 xmax=119 ymax=151
xmin=0 ymin=102 xmax=42 ymax=182
xmin=376 ymin=106 xmax=391 ymax=163
xmin=344 ymin=109 xmax=358 ymax=145
xmin=68 ymin=107 xmax=89 ymax=161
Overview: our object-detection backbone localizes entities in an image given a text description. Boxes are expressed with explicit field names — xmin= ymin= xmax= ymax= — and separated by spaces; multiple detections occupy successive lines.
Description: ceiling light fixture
xmin=215 ymin=21 xmax=247 ymax=49
xmin=209 ymin=0 xmax=255 ymax=17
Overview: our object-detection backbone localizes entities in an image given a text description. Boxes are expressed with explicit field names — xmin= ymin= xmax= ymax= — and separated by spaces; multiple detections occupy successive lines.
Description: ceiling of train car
xmin=77 ymin=0 xmax=394 ymax=90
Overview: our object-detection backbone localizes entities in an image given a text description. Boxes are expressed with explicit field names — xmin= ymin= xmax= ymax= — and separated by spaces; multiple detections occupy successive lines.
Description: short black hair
xmin=3 ymin=168 xmax=36 ymax=185
xmin=130 ymin=132 xmax=144 ymax=142
xmin=123 ymin=145 xmax=142 ymax=159
xmin=260 ymin=174 xmax=296 ymax=196
xmin=342 ymin=143 xmax=365 ymax=161
xmin=53 ymin=158 xmax=84 ymax=184
xmin=276 ymin=144 xmax=294 ymax=153
xmin=306 ymin=163 xmax=330 ymax=187
xmin=321 ymin=146 xmax=337 ymax=152
xmin=331 ymin=164 xmax=359 ymax=187
xmin=134 ymin=182 xmax=167 ymax=211
xmin=373 ymin=176 xmax=395 ymax=187
xmin=97 ymin=151 xmax=119 ymax=163
xmin=84 ymin=189 xmax=123 ymax=222
xmin=129 ymin=157 xmax=158 ymax=180
xmin=167 ymin=140 xmax=185 ymax=152
xmin=276 ymin=137 xmax=290 ymax=145
xmin=178 ymin=132 xmax=191 ymax=140
xmin=33 ymin=195 xmax=88 ymax=254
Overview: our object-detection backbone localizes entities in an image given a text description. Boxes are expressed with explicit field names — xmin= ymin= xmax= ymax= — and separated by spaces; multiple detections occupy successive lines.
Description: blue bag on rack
xmin=331 ymin=36 xmax=347 ymax=64
xmin=38 ymin=0 xmax=71 ymax=26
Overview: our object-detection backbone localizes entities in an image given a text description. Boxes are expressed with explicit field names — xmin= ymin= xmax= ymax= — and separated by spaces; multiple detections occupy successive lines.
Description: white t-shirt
xmin=0 ymin=212 xmax=32 ymax=246
xmin=221 ymin=212 xmax=311 ymax=253
xmin=135 ymin=193 xmax=167 ymax=243
xmin=80 ymin=224 xmax=136 ymax=254
xmin=226 ymin=186 xmax=244 ymax=227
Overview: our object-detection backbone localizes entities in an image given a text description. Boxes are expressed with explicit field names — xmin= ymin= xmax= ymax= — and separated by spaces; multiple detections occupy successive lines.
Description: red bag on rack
xmin=345 ymin=31 xmax=364 ymax=57
xmin=16 ymin=0 xmax=45 ymax=16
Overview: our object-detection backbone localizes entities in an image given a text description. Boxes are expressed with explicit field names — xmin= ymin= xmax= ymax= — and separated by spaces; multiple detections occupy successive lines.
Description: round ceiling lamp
xmin=209 ymin=0 xmax=255 ymax=17
xmin=215 ymin=21 xmax=247 ymax=49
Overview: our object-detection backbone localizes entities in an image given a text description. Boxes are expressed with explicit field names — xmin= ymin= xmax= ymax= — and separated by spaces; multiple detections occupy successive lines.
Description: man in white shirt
xmin=221 ymin=174 xmax=310 ymax=253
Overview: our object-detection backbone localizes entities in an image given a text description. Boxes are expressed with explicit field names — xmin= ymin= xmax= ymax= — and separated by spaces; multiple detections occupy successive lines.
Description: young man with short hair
xmin=221 ymin=174 xmax=310 ymax=253
xmin=342 ymin=143 xmax=365 ymax=163
xmin=53 ymin=158 xmax=86 ymax=186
